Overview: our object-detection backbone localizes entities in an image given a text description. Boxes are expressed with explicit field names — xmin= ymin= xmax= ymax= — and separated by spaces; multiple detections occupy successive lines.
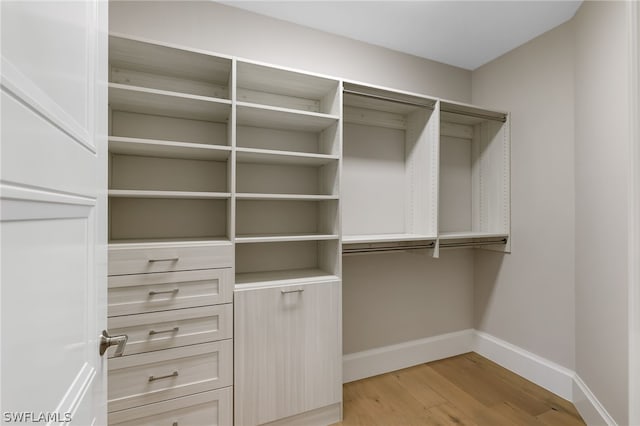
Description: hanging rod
xmin=438 ymin=238 xmax=508 ymax=248
xmin=342 ymin=242 xmax=435 ymax=255
xmin=343 ymin=89 xmax=435 ymax=109
xmin=440 ymin=107 xmax=507 ymax=123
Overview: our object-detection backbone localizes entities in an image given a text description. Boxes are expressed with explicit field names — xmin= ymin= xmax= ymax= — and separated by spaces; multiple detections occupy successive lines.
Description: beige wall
xmin=574 ymin=2 xmax=630 ymax=424
xmin=109 ymin=1 xmax=470 ymax=102
xmin=471 ymin=22 xmax=576 ymax=369
xmin=110 ymin=1 xmax=476 ymax=354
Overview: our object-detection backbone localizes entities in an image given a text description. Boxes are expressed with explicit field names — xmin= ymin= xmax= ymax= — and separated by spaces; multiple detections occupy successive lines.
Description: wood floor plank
xmin=333 ymin=352 xmax=586 ymax=426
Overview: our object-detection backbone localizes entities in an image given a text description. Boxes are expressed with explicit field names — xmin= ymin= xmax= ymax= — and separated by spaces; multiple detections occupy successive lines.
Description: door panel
xmin=0 ymin=1 xmax=107 ymax=424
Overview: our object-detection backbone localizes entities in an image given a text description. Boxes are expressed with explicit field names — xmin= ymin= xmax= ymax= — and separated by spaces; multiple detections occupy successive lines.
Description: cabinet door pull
xmin=148 ymin=288 xmax=179 ymax=296
xmin=148 ymin=257 xmax=179 ymax=263
xmin=148 ymin=371 xmax=179 ymax=382
xmin=149 ymin=327 xmax=179 ymax=336
xmin=281 ymin=288 xmax=304 ymax=294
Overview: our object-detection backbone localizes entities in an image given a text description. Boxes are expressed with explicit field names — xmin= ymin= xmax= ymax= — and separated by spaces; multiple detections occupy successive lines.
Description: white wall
xmin=574 ymin=2 xmax=631 ymax=424
xmin=471 ymin=21 xmax=576 ymax=370
xmin=109 ymin=1 xmax=475 ymax=354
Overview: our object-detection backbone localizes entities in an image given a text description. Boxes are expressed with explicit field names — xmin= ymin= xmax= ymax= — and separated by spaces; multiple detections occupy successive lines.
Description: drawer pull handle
xmin=148 ymin=257 xmax=179 ymax=263
xmin=281 ymin=288 xmax=304 ymax=294
xmin=148 ymin=288 xmax=179 ymax=296
xmin=148 ymin=371 xmax=178 ymax=382
xmin=149 ymin=327 xmax=179 ymax=336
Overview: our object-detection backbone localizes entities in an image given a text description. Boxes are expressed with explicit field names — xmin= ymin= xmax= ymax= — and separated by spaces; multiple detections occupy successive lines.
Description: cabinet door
xmin=234 ymin=280 xmax=341 ymax=426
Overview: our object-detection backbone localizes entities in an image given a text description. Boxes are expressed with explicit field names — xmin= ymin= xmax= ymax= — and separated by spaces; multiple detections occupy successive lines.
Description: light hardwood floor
xmin=334 ymin=352 xmax=585 ymax=426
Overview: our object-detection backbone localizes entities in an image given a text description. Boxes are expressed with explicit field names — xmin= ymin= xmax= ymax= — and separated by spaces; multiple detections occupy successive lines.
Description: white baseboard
xmin=343 ymin=329 xmax=617 ymax=426
xmin=573 ymin=374 xmax=617 ymax=426
xmin=342 ymin=329 xmax=474 ymax=383
xmin=472 ymin=330 xmax=575 ymax=401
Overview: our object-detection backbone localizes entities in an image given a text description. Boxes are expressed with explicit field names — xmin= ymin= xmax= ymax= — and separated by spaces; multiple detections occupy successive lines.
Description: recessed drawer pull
xmin=148 ymin=288 xmax=180 ymax=296
xmin=148 ymin=257 xmax=180 ymax=263
xmin=148 ymin=371 xmax=179 ymax=382
xmin=149 ymin=327 xmax=179 ymax=336
xmin=281 ymin=288 xmax=304 ymax=294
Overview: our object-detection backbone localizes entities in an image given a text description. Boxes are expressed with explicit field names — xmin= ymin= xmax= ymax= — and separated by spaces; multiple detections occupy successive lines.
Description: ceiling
xmin=220 ymin=1 xmax=582 ymax=70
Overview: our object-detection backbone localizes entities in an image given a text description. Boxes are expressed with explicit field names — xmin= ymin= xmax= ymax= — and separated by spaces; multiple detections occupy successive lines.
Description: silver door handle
xmin=99 ymin=330 xmax=128 ymax=357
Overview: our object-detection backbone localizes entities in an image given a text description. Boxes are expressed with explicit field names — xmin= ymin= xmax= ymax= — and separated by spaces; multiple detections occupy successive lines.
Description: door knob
xmin=99 ymin=330 xmax=128 ymax=357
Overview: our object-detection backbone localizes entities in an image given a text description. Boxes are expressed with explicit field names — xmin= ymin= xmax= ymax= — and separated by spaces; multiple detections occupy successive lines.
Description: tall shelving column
xmin=437 ymin=100 xmax=511 ymax=251
xmin=233 ymin=60 xmax=343 ymax=426
xmin=106 ymin=35 xmax=234 ymax=425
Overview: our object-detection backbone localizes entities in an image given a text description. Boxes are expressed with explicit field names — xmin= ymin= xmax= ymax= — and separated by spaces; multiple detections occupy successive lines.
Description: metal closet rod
xmin=343 ymin=89 xmax=435 ymax=109
xmin=439 ymin=238 xmax=508 ymax=248
xmin=440 ymin=107 xmax=507 ymax=123
xmin=342 ymin=242 xmax=435 ymax=254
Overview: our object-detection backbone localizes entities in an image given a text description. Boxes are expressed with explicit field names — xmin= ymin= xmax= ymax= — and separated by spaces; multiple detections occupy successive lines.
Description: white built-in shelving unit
xmin=438 ymin=100 xmax=511 ymax=250
xmin=341 ymin=82 xmax=440 ymax=251
xmin=106 ymin=33 xmax=510 ymax=426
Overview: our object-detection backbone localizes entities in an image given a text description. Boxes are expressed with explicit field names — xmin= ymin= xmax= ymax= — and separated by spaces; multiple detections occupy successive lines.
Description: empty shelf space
xmin=108 ymin=190 xmax=231 ymax=199
xmin=235 ymin=268 xmax=340 ymax=289
xmin=236 ymin=147 xmax=338 ymax=166
xmin=236 ymin=233 xmax=339 ymax=244
xmin=109 ymin=83 xmax=231 ymax=122
xmin=108 ymin=137 xmax=231 ymax=161
xmin=237 ymin=102 xmax=338 ymax=132
xmin=343 ymin=233 xmax=437 ymax=245
xmin=110 ymin=35 xmax=231 ymax=99
xmin=235 ymin=193 xmax=339 ymax=201
xmin=237 ymin=61 xmax=340 ymax=115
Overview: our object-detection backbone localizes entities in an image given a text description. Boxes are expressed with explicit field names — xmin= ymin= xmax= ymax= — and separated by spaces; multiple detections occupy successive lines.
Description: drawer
xmin=108 ymin=387 xmax=232 ymax=426
xmin=108 ymin=268 xmax=232 ymax=316
xmin=108 ymin=243 xmax=232 ymax=275
xmin=107 ymin=304 xmax=232 ymax=357
xmin=108 ymin=340 xmax=233 ymax=412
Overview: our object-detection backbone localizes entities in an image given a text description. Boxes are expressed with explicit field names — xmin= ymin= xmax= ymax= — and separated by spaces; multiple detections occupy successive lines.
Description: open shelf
xmin=108 ymin=237 xmax=232 ymax=248
xmin=109 ymin=197 xmax=229 ymax=242
xmin=235 ymin=268 xmax=340 ymax=289
xmin=109 ymin=83 xmax=231 ymax=122
xmin=237 ymin=61 xmax=340 ymax=115
xmin=236 ymin=147 xmax=338 ymax=166
xmin=236 ymin=193 xmax=338 ymax=201
xmin=236 ymin=233 xmax=339 ymax=244
xmin=343 ymin=233 xmax=437 ymax=245
xmin=110 ymin=35 xmax=231 ymax=99
xmin=237 ymin=102 xmax=338 ymax=133
xmin=108 ymin=190 xmax=231 ymax=199
xmin=109 ymin=137 xmax=231 ymax=161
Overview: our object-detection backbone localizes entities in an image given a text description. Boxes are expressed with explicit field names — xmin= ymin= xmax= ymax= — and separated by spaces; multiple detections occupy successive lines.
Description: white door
xmin=1 ymin=1 xmax=108 ymax=425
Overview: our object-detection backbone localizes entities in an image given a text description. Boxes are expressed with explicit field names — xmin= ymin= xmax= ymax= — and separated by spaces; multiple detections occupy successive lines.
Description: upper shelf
xmin=237 ymin=61 xmax=340 ymax=115
xmin=342 ymin=233 xmax=437 ymax=245
xmin=109 ymin=83 xmax=231 ymax=122
xmin=108 ymin=190 xmax=231 ymax=199
xmin=236 ymin=102 xmax=338 ymax=132
xmin=109 ymin=136 xmax=231 ymax=161
xmin=110 ymin=35 xmax=231 ymax=99
xmin=236 ymin=147 xmax=338 ymax=166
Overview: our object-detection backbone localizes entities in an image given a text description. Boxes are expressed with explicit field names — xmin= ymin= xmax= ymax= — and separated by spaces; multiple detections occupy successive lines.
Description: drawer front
xmin=108 ymin=243 xmax=232 ymax=275
xmin=108 ymin=387 xmax=232 ymax=426
xmin=108 ymin=340 xmax=233 ymax=412
xmin=107 ymin=304 xmax=232 ymax=357
xmin=108 ymin=268 xmax=232 ymax=316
